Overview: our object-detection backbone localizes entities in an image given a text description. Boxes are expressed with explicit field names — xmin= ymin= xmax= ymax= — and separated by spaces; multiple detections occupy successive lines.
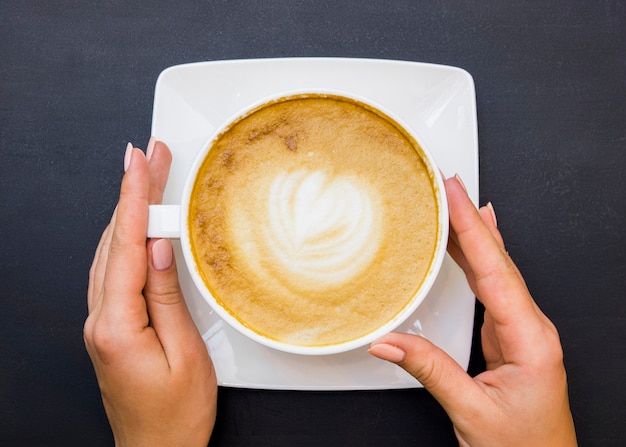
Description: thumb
xmin=145 ymin=238 xmax=202 ymax=358
xmin=369 ymin=332 xmax=484 ymax=418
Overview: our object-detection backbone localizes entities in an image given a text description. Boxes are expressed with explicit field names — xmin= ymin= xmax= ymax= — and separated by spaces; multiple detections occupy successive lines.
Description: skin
xmin=84 ymin=139 xmax=217 ymax=447
xmin=369 ymin=175 xmax=577 ymax=446
xmin=85 ymin=139 xmax=576 ymax=446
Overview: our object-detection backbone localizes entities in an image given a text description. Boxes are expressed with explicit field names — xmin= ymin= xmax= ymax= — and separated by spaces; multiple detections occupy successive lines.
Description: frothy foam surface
xmin=189 ymin=95 xmax=439 ymax=347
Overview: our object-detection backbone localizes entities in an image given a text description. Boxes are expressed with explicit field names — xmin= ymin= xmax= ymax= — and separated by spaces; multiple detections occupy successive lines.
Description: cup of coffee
xmin=148 ymin=91 xmax=448 ymax=355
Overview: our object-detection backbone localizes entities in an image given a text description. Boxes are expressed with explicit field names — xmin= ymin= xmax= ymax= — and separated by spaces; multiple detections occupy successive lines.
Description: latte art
xmin=265 ymin=170 xmax=381 ymax=287
xmin=188 ymin=94 xmax=440 ymax=347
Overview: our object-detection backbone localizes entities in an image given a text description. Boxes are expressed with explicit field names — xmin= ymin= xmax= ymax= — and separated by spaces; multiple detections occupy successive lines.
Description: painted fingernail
xmin=368 ymin=343 xmax=406 ymax=363
xmin=146 ymin=136 xmax=156 ymax=162
xmin=124 ymin=142 xmax=133 ymax=172
xmin=487 ymin=201 xmax=498 ymax=228
xmin=152 ymin=239 xmax=173 ymax=271
xmin=454 ymin=173 xmax=467 ymax=193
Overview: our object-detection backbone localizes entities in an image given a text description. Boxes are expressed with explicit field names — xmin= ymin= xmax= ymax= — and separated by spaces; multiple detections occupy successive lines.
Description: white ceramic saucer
xmin=151 ymin=58 xmax=478 ymax=390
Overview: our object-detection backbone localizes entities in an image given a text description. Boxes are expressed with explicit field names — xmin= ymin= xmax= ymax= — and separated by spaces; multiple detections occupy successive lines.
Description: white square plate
xmin=151 ymin=58 xmax=478 ymax=390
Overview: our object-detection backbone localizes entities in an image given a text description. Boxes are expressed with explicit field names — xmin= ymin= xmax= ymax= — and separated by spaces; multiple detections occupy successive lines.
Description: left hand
xmin=84 ymin=139 xmax=217 ymax=447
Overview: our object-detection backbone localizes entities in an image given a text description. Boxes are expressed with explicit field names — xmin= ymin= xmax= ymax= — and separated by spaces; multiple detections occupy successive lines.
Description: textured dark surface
xmin=1 ymin=1 xmax=624 ymax=446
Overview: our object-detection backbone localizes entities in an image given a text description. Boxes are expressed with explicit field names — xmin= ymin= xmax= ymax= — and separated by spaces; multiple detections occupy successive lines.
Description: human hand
xmin=84 ymin=139 xmax=217 ymax=447
xmin=369 ymin=175 xmax=577 ymax=446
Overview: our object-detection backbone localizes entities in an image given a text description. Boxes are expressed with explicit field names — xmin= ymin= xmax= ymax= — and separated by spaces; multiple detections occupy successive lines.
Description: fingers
xmin=100 ymin=145 xmax=151 ymax=327
xmin=88 ymin=138 xmax=176 ymax=327
xmin=445 ymin=176 xmax=536 ymax=328
xmin=369 ymin=333 xmax=487 ymax=421
xmin=445 ymin=175 xmax=549 ymax=365
xmin=145 ymin=238 xmax=204 ymax=365
xmin=88 ymin=138 xmax=166 ymax=317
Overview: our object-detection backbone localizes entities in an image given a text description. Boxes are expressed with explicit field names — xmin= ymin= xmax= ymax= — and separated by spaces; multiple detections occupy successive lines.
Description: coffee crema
xmin=189 ymin=94 xmax=439 ymax=347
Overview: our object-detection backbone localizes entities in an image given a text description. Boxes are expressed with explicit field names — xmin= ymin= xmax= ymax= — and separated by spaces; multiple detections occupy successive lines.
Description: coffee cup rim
xmin=177 ymin=89 xmax=449 ymax=355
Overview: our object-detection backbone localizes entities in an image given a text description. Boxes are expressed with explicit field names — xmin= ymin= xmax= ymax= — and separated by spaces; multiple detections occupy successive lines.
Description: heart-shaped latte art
xmin=264 ymin=170 xmax=381 ymax=288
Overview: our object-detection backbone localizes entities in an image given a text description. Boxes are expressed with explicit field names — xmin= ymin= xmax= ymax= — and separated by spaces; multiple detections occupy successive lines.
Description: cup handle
xmin=147 ymin=205 xmax=181 ymax=239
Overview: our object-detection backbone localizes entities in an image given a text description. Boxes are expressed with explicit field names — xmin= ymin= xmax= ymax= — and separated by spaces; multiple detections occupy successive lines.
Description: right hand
xmin=369 ymin=174 xmax=577 ymax=446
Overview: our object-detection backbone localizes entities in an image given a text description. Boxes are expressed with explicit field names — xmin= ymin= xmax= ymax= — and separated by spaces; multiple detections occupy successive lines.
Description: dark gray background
xmin=1 ymin=1 xmax=624 ymax=445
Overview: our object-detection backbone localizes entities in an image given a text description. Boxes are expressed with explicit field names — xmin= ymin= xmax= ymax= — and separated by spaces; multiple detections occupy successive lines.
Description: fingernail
xmin=454 ymin=173 xmax=467 ymax=193
xmin=368 ymin=343 xmax=406 ymax=363
xmin=486 ymin=201 xmax=498 ymax=228
xmin=146 ymin=136 xmax=156 ymax=162
xmin=124 ymin=142 xmax=133 ymax=172
xmin=152 ymin=239 xmax=173 ymax=271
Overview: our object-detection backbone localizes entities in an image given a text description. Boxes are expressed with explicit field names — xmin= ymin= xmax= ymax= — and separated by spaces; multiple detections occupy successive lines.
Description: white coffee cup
xmin=148 ymin=90 xmax=449 ymax=355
